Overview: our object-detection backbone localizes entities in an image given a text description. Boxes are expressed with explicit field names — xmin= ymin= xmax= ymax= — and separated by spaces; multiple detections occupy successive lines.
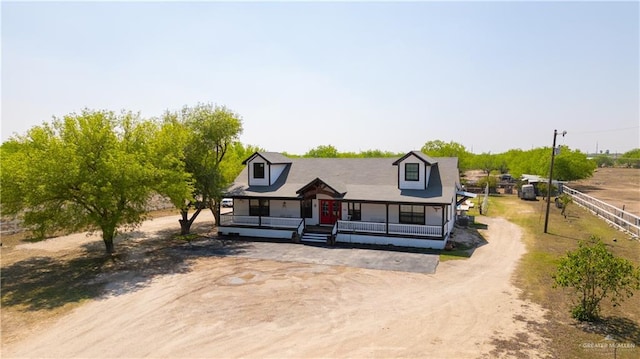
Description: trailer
xmin=520 ymin=184 xmax=536 ymax=200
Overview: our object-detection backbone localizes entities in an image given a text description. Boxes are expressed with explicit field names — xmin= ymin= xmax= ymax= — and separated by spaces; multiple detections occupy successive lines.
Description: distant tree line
xmin=284 ymin=144 xmax=401 ymax=159
xmin=0 ymin=105 xmax=616 ymax=255
xmin=300 ymin=140 xmax=599 ymax=182
xmin=593 ymin=148 xmax=640 ymax=168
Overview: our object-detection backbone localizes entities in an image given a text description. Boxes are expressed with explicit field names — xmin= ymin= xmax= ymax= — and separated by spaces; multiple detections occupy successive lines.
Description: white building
xmin=221 ymin=151 xmax=473 ymax=250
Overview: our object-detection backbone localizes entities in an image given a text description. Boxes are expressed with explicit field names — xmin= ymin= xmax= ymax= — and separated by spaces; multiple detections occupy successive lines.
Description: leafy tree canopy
xmin=554 ymin=236 xmax=640 ymax=321
xmin=594 ymin=154 xmax=615 ymax=168
xmin=618 ymin=148 xmax=640 ymax=168
xmin=469 ymin=146 xmax=596 ymax=181
xmin=304 ymin=145 xmax=340 ymax=158
xmin=421 ymin=140 xmax=472 ymax=171
xmin=1 ymin=110 xmax=185 ymax=255
xmin=553 ymin=146 xmax=597 ymax=181
xmin=159 ymin=103 xmax=243 ymax=234
xmin=302 ymin=145 xmax=400 ymax=158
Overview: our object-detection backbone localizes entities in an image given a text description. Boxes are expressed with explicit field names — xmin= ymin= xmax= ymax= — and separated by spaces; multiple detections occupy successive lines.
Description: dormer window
xmin=393 ymin=151 xmax=437 ymax=190
xmin=405 ymin=163 xmax=419 ymax=181
xmin=253 ymin=163 xmax=265 ymax=179
xmin=242 ymin=152 xmax=292 ymax=187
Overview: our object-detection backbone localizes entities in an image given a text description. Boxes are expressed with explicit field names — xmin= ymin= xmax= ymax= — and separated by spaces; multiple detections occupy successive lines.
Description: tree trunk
xmin=102 ymin=227 xmax=116 ymax=255
xmin=179 ymin=207 xmax=202 ymax=235
xmin=210 ymin=201 xmax=221 ymax=227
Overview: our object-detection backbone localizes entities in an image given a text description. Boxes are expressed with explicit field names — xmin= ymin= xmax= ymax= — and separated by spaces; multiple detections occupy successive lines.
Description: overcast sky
xmin=2 ymin=1 xmax=638 ymax=155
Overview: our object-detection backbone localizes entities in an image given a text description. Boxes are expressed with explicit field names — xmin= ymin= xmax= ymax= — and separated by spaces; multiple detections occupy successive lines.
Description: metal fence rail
xmin=563 ymin=185 xmax=640 ymax=238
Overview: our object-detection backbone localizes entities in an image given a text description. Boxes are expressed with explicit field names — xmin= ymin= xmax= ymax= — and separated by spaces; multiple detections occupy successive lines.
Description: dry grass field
xmin=568 ymin=167 xmax=640 ymax=215
xmin=481 ymin=168 xmax=640 ymax=358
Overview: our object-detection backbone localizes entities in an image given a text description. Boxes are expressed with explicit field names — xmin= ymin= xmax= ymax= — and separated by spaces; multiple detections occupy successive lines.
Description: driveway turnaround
xmin=3 ymin=216 xmax=551 ymax=359
xmin=208 ymin=240 xmax=440 ymax=274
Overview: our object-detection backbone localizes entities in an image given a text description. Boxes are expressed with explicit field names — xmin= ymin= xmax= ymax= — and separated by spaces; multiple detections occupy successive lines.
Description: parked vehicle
xmin=221 ymin=198 xmax=233 ymax=207
xmin=520 ymin=184 xmax=536 ymax=200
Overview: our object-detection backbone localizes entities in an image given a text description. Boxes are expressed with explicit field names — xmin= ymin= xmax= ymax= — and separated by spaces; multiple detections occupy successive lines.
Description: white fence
xmin=219 ymin=215 xmax=303 ymax=229
xmin=337 ymin=220 xmax=442 ymax=237
xmin=563 ymin=186 xmax=640 ymax=238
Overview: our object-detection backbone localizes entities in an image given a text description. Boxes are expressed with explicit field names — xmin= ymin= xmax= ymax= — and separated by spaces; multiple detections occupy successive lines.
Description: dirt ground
xmin=1 ymin=212 xmax=551 ymax=358
xmin=568 ymin=167 xmax=640 ymax=216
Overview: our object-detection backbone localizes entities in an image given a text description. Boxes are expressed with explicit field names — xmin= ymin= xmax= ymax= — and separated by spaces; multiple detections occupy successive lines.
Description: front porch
xmin=218 ymin=214 xmax=305 ymax=240
xmin=336 ymin=220 xmax=444 ymax=238
xmin=219 ymin=214 xmax=448 ymax=248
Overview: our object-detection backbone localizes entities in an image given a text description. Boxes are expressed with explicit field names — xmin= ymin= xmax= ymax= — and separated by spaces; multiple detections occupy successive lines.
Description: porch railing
xmin=337 ymin=220 xmax=443 ymax=237
xmin=389 ymin=222 xmax=442 ymax=237
xmin=338 ymin=221 xmax=386 ymax=233
xmin=219 ymin=214 xmax=303 ymax=229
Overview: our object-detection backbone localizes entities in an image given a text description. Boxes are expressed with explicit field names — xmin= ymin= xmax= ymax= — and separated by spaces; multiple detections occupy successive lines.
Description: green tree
xmin=553 ymin=146 xmax=596 ymax=181
xmin=1 ymin=110 xmax=181 ymax=255
xmin=421 ymin=140 xmax=472 ymax=171
xmin=476 ymin=175 xmax=498 ymax=193
xmin=594 ymin=154 xmax=615 ymax=168
xmin=498 ymin=148 xmax=547 ymax=178
xmin=494 ymin=147 xmax=595 ymax=181
xmin=617 ymin=148 xmax=640 ymax=168
xmin=554 ymin=237 xmax=640 ymax=321
xmin=161 ymin=104 xmax=243 ymax=234
xmin=471 ymin=152 xmax=499 ymax=176
xmin=358 ymin=149 xmax=400 ymax=158
xmin=304 ymin=145 xmax=339 ymax=158
xmin=220 ymin=141 xmax=264 ymax=186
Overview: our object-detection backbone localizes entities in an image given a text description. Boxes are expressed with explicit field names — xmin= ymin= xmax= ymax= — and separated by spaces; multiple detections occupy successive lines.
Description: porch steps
xmin=301 ymin=232 xmax=329 ymax=244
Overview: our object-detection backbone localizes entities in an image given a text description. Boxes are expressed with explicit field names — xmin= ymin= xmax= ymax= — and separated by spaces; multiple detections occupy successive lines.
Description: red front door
xmin=320 ymin=200 xmax=341 ymax=225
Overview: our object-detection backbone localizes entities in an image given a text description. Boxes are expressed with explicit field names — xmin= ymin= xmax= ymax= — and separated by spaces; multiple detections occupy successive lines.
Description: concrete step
xmin=301 ymin=233 xmax=329 ymax=243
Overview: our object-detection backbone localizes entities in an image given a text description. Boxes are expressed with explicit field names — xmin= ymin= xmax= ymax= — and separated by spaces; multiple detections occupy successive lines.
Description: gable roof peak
xmin=242 ymin=151 xmax=292 ymax=165
xmin=392 ymin=151 xmax=438 ymax=166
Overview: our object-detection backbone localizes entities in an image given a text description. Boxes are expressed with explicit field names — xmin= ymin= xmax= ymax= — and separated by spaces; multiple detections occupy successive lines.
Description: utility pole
xmin=544 ymin=129 xmax=566 ymax=233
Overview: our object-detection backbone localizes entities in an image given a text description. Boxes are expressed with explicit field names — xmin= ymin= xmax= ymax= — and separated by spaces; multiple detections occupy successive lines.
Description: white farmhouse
xmin=221 ymin=151 xmax=473 ymax=250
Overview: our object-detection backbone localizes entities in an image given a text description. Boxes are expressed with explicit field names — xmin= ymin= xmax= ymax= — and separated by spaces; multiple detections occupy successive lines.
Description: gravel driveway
xmin=4 ymin=214 xmax=551 ymax=358
xmin=207 ymin=240 xmax=440 ymax=274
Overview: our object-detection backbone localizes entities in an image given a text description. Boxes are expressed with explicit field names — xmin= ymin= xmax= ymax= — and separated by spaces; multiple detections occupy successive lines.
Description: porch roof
xmin=226 ymin=156 xmax=460 ymax=204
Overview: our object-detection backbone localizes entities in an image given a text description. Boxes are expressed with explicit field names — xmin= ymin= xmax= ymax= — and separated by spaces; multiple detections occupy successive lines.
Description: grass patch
xmin=440 ymin=241 xmax=475 ymax=261
xmin=486 ymin=195 xmax=640 ymax=358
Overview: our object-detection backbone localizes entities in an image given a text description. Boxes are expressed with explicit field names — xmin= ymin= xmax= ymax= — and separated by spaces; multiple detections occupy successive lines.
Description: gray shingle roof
xmin=241 ymin=152 xmax=292 ymax=165
xmin=227 ymin=154 xmax=460 ymax=204
xmin=392 ymin=151 xmax=438 ymax=166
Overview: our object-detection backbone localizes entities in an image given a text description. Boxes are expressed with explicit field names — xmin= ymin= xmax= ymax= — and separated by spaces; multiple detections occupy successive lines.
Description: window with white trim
xmin=253 ymin=162 xmax=265 ymax=179
xmin=347 ymin=202 xmax=361 ymax=221
xmin=399 ymin=204 xmax=425 ymax=225
xmin=249 ymin=199 xmax=269 ymax=216
xmin=405 ymin=163 xmax=419 ymax=181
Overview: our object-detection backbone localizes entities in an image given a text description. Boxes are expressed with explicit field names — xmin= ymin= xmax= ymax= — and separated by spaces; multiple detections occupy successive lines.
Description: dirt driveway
xmin=2 ymin=215 xmax=550 ymax=358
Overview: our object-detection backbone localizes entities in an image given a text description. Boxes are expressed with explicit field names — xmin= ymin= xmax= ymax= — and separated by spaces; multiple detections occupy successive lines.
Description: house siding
xmin=388 ymin=204 xmax=400 ymax=223
xmin=398 ymin=159 xmax=430 ymax=190
xmin=219 ymin=226 xmax=295 ymax=240
xmin=269 ymin=164 xmax=287 ymax=185
xmin=425 ymin=206 xmax=442 ymax=226
xmin=352 ymin=203 xmax=445 ymax=225
xmin=305 ymin=199 xmax=320 ymax=225
xmin=234 ymin=199 xmax=250 ymax=216
xmin=247 ymin=157 xmax=269 ymax=186
xmin=270 ymin=199 xmax=301 ymax=218
xmin=361 ymin=203 xmax=387 ymax=222
xmin=336 ymin=233 xmax=447 ymax=250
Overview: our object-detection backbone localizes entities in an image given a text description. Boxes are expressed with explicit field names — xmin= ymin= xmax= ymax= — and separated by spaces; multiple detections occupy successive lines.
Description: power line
xmin=570 ymin=126 xmax=640 ymax=135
